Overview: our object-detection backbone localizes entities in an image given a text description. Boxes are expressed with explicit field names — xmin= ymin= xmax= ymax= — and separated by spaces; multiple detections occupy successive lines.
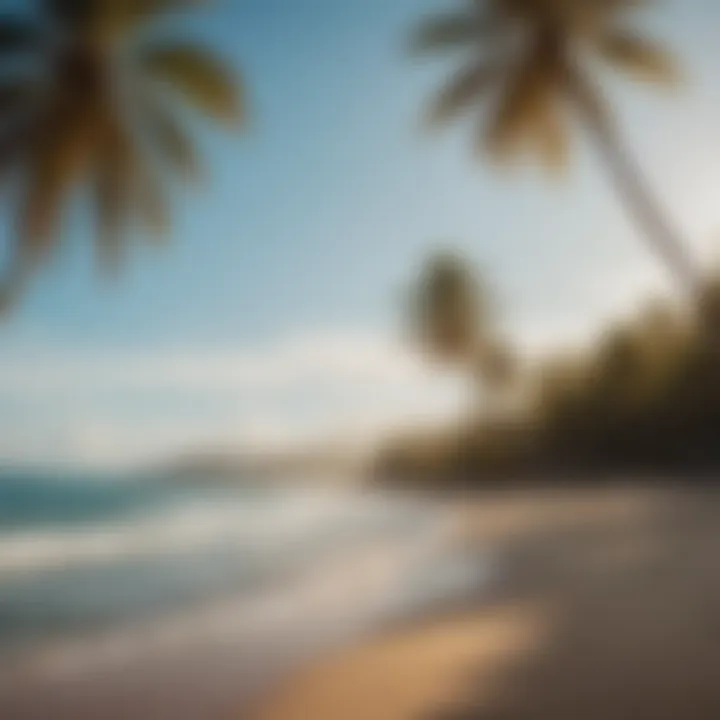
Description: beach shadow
xmin=425 ymin=487 xmax=720 ymax=720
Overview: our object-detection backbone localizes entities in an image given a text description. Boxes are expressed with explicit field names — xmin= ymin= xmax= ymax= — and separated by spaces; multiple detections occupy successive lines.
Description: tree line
xmin=376 ymin=253 xmax=720 ymax=485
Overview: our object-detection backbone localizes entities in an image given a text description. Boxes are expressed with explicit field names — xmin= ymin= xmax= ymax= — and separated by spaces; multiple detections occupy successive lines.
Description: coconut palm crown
xmin=411 ymin=0 xmax=699 ymax=295
xmin=0 ymin=0 xmax=244 ymax=305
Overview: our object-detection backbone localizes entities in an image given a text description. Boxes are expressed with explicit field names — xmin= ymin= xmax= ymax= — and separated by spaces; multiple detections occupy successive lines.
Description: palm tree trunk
xmin=571 ymin=74 xmax=700 ymax=300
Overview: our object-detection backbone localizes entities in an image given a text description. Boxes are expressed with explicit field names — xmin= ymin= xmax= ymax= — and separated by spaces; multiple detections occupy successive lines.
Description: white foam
xmin=0 ymin=490 xmax=432 ymax=579
xmin=1 ymin=505 xmax=482 ymax=692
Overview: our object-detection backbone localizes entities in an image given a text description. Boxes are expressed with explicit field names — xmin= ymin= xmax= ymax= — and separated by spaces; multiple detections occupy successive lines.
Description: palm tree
xmin=0 ymin=0 xmax=243 ymax=310
xmin=410 ymin=251 xmax=484 ymax=364
xmin=410 ymin=0 xmax=699 ymax=299
xmin=409 ymin=250 xmax=515 ymax=398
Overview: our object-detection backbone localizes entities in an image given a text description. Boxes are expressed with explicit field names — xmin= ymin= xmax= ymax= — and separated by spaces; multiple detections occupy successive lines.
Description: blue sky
xmin=0 ymin=0 xmax=719 ymax=467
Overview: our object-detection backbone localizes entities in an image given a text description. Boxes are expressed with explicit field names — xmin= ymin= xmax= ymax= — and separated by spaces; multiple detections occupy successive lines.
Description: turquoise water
xmin=0 ymin=472 xmax=476 ymax=669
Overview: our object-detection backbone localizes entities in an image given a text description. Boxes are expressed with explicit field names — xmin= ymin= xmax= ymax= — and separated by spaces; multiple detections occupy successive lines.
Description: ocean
xmin=0 ymin=471 xmax=490 ymax=708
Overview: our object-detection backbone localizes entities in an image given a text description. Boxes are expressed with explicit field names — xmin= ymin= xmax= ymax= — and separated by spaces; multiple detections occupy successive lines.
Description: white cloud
xmin=0 ymin=330 xmax=469 ymax=468
xmin=4 ymin=274 xmax=689 ymax=468
xmin=0 ymin=331 xmax=434 ymax=397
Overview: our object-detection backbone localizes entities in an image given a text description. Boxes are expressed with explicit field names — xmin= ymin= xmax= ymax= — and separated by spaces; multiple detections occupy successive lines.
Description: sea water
xmin=0 ymin=471 xmax=490 ymax=698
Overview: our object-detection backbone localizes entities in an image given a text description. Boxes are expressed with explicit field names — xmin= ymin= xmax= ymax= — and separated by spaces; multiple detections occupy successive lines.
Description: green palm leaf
xmin=531 ymin=102 xmax=570 ymax=174
xmin=484 ymin=60 xmax=550 ymax=161
xmin=411 ymin=0 xmax=699 ymax=301
xmin=94 ymin=166 xmax=128 ymax=272
xmin=412 ymin=0 xmax=679 ymax=173
xmin=598 ymin=30 xmax=679 ymax=84
xmin=93 ymin=115 xmax=137 ymax=272
xmin=95 ymin=120 xmax=170 ymax=257
xmin=0 ymin=0 xmax=242 ymax=309
xmin=19 ymin=104 xmax=97 ymax=258
xmin=135 ymin=166 xmax=170 ymax=238
xmin=97 ymin=110 xmax=171 ymax=241
xmin=140 ymin=95 xmax=201 ymax=181
xmin=139 ymin=43 xmax=243 ymax=125
xmin=105 ymin=0 xmax=205 ymax=36
xmin=427 ymin=62 xmax=499 ymax=127
xmin=540 ymin=118 xmax=569 ymax=172
xmin=410 ymin=11 xmax=495 ymax=54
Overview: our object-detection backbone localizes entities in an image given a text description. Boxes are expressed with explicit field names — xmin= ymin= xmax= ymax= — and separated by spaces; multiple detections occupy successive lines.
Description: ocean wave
xmin=0 ymin=489 xmax=435 ymax=579
xmin=1 ymin=511 xmax=485 ymax=691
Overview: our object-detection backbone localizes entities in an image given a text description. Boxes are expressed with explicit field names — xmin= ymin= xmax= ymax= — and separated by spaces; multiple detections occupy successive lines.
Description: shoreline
xmin=0 ymin=493 xmax=477 ymax=720
xmin=254 ymin=485 xmax=720 ymax=720
xmin=2 ymin=485 xmax=719 ymax=719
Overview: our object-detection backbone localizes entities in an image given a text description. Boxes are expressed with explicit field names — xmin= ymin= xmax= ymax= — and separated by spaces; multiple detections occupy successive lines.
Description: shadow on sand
xmin=426 ymin=486 xmax=720 ymax=720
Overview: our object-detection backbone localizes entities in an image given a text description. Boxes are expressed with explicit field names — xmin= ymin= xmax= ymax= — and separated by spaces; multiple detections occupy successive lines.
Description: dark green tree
xmin=409 ymin=250 xmax=515 ymax=397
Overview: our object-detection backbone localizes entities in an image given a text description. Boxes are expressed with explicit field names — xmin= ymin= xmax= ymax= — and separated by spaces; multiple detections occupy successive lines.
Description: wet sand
xmin=254 ymin=485 xmax=720 ymax=720
xmin=0 ymin=496 xmax=470 ymax=720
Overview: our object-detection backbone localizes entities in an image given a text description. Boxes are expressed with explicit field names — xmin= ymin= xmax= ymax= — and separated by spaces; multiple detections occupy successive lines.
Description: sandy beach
xmin=2 ymin=485 xmax=719 ymax=720
xmin=0 ymin=489 xmax=478 ymax=720
xmin=254 ymin=485 xmax=720 ymax=720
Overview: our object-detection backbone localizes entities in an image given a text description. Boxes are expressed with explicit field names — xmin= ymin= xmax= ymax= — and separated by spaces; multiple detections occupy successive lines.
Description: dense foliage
xmin=375 ymin=275 xmax=720 ymax=485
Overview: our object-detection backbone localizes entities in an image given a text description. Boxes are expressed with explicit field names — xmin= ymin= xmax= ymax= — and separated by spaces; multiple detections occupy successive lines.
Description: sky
xmin=0 ymin=0 xmax=719 ymax=468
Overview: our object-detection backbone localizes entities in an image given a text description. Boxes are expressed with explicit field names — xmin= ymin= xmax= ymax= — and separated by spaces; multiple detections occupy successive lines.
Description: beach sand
xmin=3 ymin=485 xmax=719 ymax=720
xmin=254 ymin=485 xmax=720 ymax=720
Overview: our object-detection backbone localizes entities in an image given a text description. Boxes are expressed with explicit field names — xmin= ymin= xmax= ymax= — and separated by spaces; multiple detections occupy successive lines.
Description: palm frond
xmin=134 ymin=162 xmax=170 ymax=238
xmin=18 ymin=103 xmax=96 ymax=258
xmin=566 ymin=66 xmax=611 ymax=129
xmin=100 ymin=105 xmax=172 ymax=243
xmin=94 ymin=167 xmax=127 ymax=273
xmin=103 ymin=0 xmax=205 ymax=38
xmin=533 ymin=102 xmax=570 ymax=174
xmin=93 ymin=115 xmax=136 ymax=273
xmin=19 ymin=160 xmax=71 ymax=261
xmin=139 ymin=43 xmax=243 ymax=125
xmin=573 ymin=0 xmax=652 ymax=31
xmin=95 ymin=134 xmax=171 ymax=258
xmin=410 ymin=10 xmax=494 ymax=54
xmin=483 ymin=60 xmax=551 ymax=161
xmin=598 ymin=30 xmax=679 ymax=84
xmin=140 ymin=95 xmax=201 ymax=181
xmin=593 ymin=0 xmax=653 ymax=13
xmin=426 ymin=62 xmax=499 ymax=127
